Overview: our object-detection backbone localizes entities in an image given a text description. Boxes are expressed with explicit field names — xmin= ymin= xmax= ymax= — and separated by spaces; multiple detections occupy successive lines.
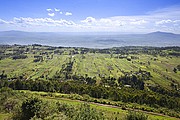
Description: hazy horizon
xmin=1 ymin=30 xmax=179 ymax=48
xmin=0 ymin=30 xmax=179 ymax=35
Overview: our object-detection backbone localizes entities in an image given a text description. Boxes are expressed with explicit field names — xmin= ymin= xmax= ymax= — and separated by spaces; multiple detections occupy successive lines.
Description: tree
xmin=177 ymin=65 xmax=180 ymax=71
xmin=173 ymin=68 xmax=177 ymax=73
xmin=21 ymin=97 xmax=42 ymax=120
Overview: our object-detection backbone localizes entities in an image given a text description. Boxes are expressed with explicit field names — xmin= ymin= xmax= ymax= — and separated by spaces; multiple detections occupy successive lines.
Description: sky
xmin=0 ymin=0 xmax=180 ymax=33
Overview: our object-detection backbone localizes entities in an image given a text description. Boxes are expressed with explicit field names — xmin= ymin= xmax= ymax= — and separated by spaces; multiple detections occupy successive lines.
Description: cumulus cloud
xmin=0 ymin=17 xmax=76 ymax=28
xmin=48 ymin=13 xmax=55 ymax=17
xmin=54 ymin=8 xmax=60 ymax=12
xmin=81 ymin=17 xmax=96 ymax=24
xmin=78 ymin=6 xmax=180 ymax=33
xmin=46 ymin=8 xmax=52 ymax=12
xmin=65 ymin=12 xmax=72 ymax=16
xmin=0 ymin=19 xmax=9 ymax=24
xmin=155 ymin=19 xmax=180 ymax=25
xmin=1 ymin=6 xmax=180 ymax=33
xmin=47 ymin=8 xmax=72 ymax=16
xmin=130 ymin=20 xmax=147 ymax=25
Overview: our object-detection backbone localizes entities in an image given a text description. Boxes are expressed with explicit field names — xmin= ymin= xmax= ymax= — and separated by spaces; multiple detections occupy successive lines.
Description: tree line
xmin=0 ymin=79 xmax=179 ymax=112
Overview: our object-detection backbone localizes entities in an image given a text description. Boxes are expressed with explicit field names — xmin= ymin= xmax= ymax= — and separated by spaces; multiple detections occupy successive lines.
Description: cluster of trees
xmin=69 ymin=74 xmax=96 ymax=85
xmin=18 ymin=98 xmax=104 ymax=120
xmin=0 ymin=87 xmax=104 ymax=120
xmin=52 ymin=66 xmax=151 ymax=90
xmin=0 ymin=87 xmax=150 ymax=120
xmin=33 ymin=55 xmax=43 ymax=62
xmin=169 ymin=52 xmax=180 ymax=56
xmin=175 ymin=65 xmax=180 ymax=72
xmin=0 ymin=70 xmax=7 ymax=79
xmin=12 ymin=55 xmax=27 ymax=60
xmin=1 ymin=80 xmax=179 ymax=112
xmin=118 ymin=70 xmax=151 ymax=90
xmin=99 ymin=70 xmax=151 ymax=90
xmin=148 ymin=85 xmax=180 ymax=97
xmin=118 ymin=74 xmax=144 ymax=90
xmin=100 ymin=77 xmax=117 ymax=87
xmin=125 ymin=111 xmax=148 ymax=120
xmin=1 ymin=45 xmax=179 ymax=59
xmin=53 ymin=58 xmax=74 ymax=80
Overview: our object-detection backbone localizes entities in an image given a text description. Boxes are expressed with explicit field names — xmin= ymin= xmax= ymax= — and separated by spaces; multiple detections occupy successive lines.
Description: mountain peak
xmin=147 ymin=31 xmax=175 ymax=35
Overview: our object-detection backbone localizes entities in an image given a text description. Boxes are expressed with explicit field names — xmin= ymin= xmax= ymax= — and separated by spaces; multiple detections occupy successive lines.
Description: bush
xmin=73 ymin=103 xmax=104 ymax=120
xmin=21 ymin=97 xmax=42 ymax=120
xmin=125 ymin=111 xmax=148 ymax=120
xmin=30 ymin=113 xmax=67 ymax=120
xmin=16 ymin=98 xmax=67 ymax=120
xmin=3 ymin=98 xmax=19 ymax=112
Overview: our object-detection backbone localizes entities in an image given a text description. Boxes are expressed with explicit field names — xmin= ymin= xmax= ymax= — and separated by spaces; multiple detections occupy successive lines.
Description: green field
xmin=0 ymin=45 xmax=180 ymax=120
xmin=0 ymin=45 xmax=179 ymax=90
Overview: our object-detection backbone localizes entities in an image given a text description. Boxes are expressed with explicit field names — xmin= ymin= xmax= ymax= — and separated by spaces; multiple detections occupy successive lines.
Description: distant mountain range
xmin=0 ymin=30 xmax=179 ymax=35
xmin=0 ymin=31 xmax=179 ymax=48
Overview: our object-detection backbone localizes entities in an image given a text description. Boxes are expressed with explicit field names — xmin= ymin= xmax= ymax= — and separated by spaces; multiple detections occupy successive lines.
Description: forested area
xmin=0 ymin=87 xmax=173 ymax=120
xmin=0 ymin=80 xmax=179 ymax=112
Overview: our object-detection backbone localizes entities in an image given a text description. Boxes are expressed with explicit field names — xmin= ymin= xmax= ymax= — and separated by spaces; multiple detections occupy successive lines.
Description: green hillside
xmin=0 ymin=45 xmax=179 ymax=90
xmin=0 ymin=44 xmax=180 ymax=120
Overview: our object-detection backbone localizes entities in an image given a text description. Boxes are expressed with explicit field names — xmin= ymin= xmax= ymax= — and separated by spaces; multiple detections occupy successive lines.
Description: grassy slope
xmin=19 ymin=90 xmax=179 ymax=120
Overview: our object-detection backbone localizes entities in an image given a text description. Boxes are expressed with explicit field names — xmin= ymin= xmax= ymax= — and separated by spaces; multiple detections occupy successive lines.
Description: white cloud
xmin=1 ymin=6 xmax=180 ymax=33
xmin=155 ymin=19 xmax=172 ymax=25
xmin=155 ymin=19 xmax=180 ymax=25
xmin=48 ymin=13 xmax=55 ymax=17
xmin=78 ymin=6 xmax=180 ymax=33
xmin=0 ymin=17 xmax=76 ymax=28
xmin=0 ymin=19 xmax=9 ymax=24
xmin=65 ymin=12 xmax=72 ymax=16
xmin=81 ymin=17 xmax=96 ymax=24
xmin=47 ymin=8 xmax=72 ymax=16
xmin=46 ymin=8 xmax=52 ymax=12
xmin=80 ymin=17 xmax=124 ymax=28
xmin=130 ymin=20 xmax=147 ymax=25
xmin=54 ymin=8 xmax=60 ymax=12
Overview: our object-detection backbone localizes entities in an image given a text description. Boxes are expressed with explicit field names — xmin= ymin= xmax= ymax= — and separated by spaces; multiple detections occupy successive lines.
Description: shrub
xmin=30 ymin=113 xmax=67 ymax=120
xmin=125 ymin=111 xmax=148 ymax=120
xmin=3 ymin=98 xmax=19 ymax=112
xmin=19 ymin=98 xmax=66 ymax=120
xmin=73 ymin=103 xmax=104 ymax=120
xmin=21 ymin=97 xmax=42 ymax=120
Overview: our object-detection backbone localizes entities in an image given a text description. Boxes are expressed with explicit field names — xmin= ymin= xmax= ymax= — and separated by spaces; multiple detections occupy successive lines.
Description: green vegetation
xmin=0 ymin=88 xmax=179 ymax=120
xmin=0 ymin=45 xmax=180 ymax=120
xmin=125 ymin=111 xmax=148 ymax=120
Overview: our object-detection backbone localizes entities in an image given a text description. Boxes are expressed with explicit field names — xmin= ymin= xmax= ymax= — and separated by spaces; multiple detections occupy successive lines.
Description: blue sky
xmin=0 ymin=0 xmax=180 ymax=33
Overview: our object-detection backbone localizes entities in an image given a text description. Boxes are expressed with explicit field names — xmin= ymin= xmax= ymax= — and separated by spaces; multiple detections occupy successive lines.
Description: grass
xmin=1 ymin=47 xmax=179 ymax=90
xmin=0 ymin=113 xmax=11 ymax=120
xmin=19 ymin=90 xmax=179 ymax=120
xmin=0 ymin=46 xmax=180 ymax=120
